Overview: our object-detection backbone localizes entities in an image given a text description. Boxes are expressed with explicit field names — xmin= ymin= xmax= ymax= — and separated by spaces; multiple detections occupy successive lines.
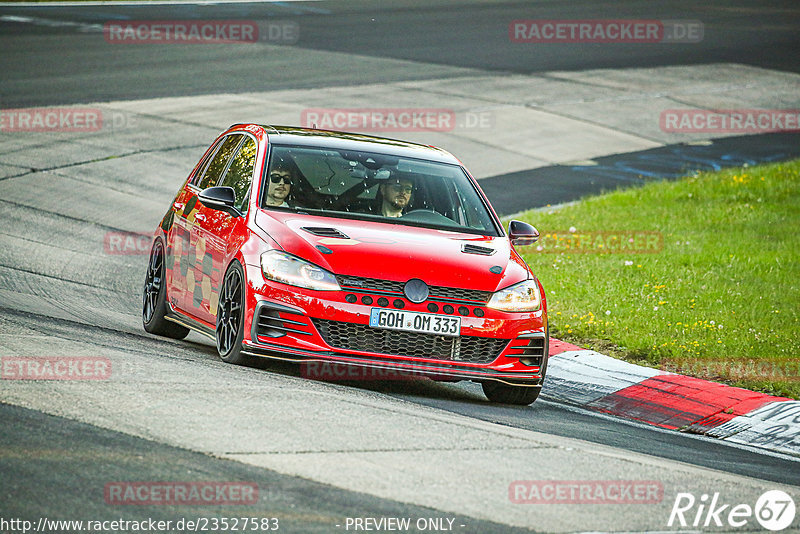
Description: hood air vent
xmin=302 ymin=227 xmax=350 ymax=239
xmin=462 ymin=243 xmax=496 ymax=256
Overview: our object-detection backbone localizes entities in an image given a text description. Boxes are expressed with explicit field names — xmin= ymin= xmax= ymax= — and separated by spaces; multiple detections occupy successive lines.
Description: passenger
xmin=377 ymin=177 xmax=414 ymax=217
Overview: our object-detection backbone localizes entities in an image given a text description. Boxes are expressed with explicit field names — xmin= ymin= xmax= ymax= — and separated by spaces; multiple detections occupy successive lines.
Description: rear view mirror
xmin=508 ymin=220 xmax=539 ymax=246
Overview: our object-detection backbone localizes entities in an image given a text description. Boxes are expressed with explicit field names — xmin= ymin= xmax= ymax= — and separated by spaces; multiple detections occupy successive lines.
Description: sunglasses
xmin=269 ymin=172 xmax=292 ymax=184
xmin=387 ymin=183 xmax=413 ymax=194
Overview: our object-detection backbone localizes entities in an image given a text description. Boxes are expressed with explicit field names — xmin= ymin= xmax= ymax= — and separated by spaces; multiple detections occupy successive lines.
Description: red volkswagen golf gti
xmin=143 ymin=124 xmax=548 ymax=404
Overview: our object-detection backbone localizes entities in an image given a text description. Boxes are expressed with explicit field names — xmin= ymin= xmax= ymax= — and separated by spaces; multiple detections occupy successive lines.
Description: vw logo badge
xmin=404 ymin=279 xmax=429 ymax=303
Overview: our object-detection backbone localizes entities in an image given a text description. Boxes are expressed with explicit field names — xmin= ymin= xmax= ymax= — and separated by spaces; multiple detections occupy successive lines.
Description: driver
xmin=265 ymin=157 xmax=297 ymax=207
xmin=377 ymin=177 xmax=414 ymax=217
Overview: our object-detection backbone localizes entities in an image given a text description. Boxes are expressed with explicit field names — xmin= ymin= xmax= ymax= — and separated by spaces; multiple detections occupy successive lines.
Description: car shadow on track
xmin=186 ymin=341 xmax=518 ymax=408
xmin=248 ymin=357 xmax=492 ymax=405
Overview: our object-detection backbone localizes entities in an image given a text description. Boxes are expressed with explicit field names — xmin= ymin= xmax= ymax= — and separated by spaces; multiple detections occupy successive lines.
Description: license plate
xmin=369 ymin=308 xmax=461 ymax=337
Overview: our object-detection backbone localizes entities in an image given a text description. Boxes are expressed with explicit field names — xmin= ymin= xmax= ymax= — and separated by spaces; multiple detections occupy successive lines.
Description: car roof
xmin=232 ymin=124 xmax=462 ymax=166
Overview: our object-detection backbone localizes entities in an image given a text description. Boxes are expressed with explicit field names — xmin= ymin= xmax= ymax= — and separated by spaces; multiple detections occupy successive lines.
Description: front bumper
xmin=242 ymin=270 xmax=548 ymax=385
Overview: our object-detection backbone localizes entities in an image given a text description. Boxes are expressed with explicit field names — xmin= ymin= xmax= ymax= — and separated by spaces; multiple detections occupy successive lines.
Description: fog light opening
xmin=518 ymin=357 xmax=542 ymax=369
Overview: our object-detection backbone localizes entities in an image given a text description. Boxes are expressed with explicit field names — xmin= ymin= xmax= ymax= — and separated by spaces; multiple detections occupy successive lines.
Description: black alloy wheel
xmin=142 ymin=240 xmax=189 ymax=339
xmin=216 ymin=261 xmax=249 ymax=364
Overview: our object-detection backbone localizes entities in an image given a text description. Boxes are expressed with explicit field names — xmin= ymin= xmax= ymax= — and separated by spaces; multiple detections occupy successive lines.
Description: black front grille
xmin=432 ymin=287 xmax=490 ymax=303
xmin=336 ymin=275 xmax=490 ymax=304
xmin=337 ymin=275 xmax=404 ymax=294
xmin=312 ymin=319 xmax=508 ymax=364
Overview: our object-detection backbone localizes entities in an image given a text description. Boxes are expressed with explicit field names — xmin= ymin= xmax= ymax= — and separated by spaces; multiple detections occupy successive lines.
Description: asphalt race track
xmin=1 ymin=0 xmax=799 ymax=107
xmin=1 ymin=1 xmax=799 ymax=533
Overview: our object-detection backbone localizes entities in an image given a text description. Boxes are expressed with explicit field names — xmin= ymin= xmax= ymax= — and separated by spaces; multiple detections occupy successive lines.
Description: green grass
xmin=514 ymin=159 xmax=800 ymax=399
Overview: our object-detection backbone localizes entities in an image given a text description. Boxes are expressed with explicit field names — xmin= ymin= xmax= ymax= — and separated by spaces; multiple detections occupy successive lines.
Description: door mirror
xmin=508 ymin=220 xmax=539 ymax=246
xmin=199 ymin=186 xmax=241 ymax=217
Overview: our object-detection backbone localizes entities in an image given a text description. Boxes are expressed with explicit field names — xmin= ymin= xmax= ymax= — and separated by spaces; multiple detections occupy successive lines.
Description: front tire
xmin=482 ymin=350 xmax=548 ymax=405
xmin=216 ymin=261 xmax=250 ymax=365
xmin=482 ymin=381 xmax=541 ymax=405
xmin=143 ymin=240 xmax=190 ymax=340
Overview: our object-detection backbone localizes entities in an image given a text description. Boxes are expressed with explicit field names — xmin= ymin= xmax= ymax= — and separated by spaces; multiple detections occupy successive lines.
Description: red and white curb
xmin=545 ymin=339 xmax=800 ymax=457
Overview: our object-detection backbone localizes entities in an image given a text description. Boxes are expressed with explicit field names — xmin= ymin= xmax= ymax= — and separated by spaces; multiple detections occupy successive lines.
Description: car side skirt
xmin=165 ymin=303 xmax=216 ymax=340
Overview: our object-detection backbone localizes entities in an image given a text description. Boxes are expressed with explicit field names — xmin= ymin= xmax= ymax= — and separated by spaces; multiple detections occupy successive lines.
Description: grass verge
xmin=514 ymin=159 xmax=800 ymax=399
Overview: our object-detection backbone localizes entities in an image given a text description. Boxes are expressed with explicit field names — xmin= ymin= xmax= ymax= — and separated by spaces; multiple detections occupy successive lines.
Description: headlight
xmin=487 ymin=279 xmax=542 ymax=312
xmin=260 ymin=250 xmax=340 ymax=291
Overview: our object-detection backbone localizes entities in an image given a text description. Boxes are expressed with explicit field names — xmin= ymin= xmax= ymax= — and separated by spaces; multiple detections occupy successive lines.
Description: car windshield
xmin=261 ymin=144 xmax=501 ymax=235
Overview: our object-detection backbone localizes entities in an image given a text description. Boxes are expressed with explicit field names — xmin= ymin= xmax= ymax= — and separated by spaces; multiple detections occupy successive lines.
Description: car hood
xmin=255 ymin=210 xmax=531 ymax=292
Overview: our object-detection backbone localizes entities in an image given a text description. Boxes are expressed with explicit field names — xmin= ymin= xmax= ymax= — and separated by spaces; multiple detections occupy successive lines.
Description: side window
xmin=195 ymin=134 xmax=243 ymax=190
xmin=219 ymin=136 xmax=257 ymax=213
xmin=189 ymin=144 xmax=217 ymax=186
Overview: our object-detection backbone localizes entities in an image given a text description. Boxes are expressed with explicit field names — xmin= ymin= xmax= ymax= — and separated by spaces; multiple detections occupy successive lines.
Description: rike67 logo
xmin=669 ymin=490 xmax=796 ymax=531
